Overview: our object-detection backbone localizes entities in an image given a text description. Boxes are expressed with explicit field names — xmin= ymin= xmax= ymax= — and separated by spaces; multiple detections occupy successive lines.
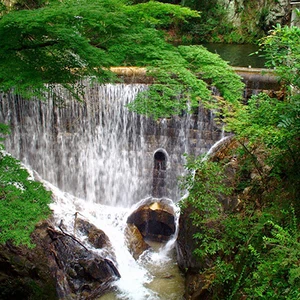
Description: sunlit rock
xmin=127 ymin=198 xmax=176 ymax=242
xmin=124 ymin=223 xmax=150 ymax=260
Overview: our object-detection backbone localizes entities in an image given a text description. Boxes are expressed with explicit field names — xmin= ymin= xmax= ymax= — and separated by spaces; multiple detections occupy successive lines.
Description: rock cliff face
xmin=221 ymin=0 xmax=290 ymax=32
xmin=176 ymin=137 xmax=241 ymax=299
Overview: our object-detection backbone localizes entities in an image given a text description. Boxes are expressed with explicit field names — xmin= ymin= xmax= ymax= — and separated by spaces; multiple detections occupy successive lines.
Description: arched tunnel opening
xmin=152 ymin=150 xmax=167 ymax=198
xmin=154 ymin=150 xmax=167 ymax=170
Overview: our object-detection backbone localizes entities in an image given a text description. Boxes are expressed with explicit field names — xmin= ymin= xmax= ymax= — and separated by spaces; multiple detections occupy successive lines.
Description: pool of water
xmin=203 ymin=43 xmax=266 ymax=68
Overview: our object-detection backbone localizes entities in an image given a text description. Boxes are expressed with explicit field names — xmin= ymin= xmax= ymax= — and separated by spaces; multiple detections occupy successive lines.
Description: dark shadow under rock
xmin=127 ymin=198 xmax=176 ymax=243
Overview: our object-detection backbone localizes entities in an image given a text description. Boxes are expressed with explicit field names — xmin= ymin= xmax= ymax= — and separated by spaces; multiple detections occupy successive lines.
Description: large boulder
xmin=176 ymin=137 xmax=240 ymax=299
xmin=127 ymin=198 xmax=176 ymax=243
xmin=176 ymin=204 xmax=211 ymax=273
xmin=75 ymin=217 xmax=112 ymax=249
xmin=74 ymin=217 xmax=116 ymax=262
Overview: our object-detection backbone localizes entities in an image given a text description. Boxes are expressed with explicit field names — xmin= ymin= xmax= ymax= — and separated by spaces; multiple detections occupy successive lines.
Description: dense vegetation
xmin=131 ymin=0 xmax=285 ymax=44
xmin=0 ymin=125 xmax=52 ymax=247
xmin=180 ymin=24 xmax=300 ymax=299
xmin=0 ymin=0 xmax=243 ymax=113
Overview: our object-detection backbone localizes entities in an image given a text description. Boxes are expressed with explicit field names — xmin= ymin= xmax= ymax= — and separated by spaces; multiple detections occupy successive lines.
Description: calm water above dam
xmin=203 ymin=43 xmax=266 ymax=68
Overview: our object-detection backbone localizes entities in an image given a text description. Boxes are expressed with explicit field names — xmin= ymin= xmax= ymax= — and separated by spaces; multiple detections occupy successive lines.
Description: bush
xmin=0 ymin=126 xmax=52 ymax=247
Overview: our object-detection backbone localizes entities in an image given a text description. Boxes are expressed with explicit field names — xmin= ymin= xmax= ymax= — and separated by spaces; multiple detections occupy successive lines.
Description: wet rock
xmin=184 ymin=272 xmax=214 ymax=300
xmin=47 ymin=225 xmax=120 ymax=299
xmin=124 ymin=223 xmax=150 ymax=260
xmin=75 ymin=217 xmax=112 ymax=249
xmin=127 ymin=198 xmax=176 ymax=242
xmin=176 ymin=205 xmax=213 ymax=273
xmin=176 ymin=137 xmax=242 ymax=299
xmin=74 ymin=218 xmax=117 ymax=263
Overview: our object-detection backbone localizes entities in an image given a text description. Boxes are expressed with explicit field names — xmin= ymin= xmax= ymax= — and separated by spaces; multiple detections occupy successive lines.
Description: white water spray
xmin=38 ymin=175 xmax=183 ymax=300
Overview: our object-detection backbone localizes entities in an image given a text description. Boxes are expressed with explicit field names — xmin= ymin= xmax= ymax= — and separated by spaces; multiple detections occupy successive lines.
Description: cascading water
xmin=41 ymin=177 xmax=183 ymax=300
xmin=0 ymin=80 xmax=223 ymax=299
xmin=1 ymin=83 xmax=154 ymax=206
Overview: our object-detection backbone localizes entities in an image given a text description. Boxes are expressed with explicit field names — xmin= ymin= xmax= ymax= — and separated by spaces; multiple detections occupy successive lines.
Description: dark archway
xmin=152 ymin=150 xmax=167 ymax=198
xmin=154 ymin=150 xmax=167 ymax=171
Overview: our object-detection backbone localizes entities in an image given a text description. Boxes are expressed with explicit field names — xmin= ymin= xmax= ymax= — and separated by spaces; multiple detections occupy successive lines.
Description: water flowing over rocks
xmin=233 ymin=67 xmax=283 ymax=100
xmin=75 ymin=217 xmax=114 ymax=252
xmin=0 ymin=73 xmax=282 ymax=207
xmin=0 ymin=83 xmax=224 ymax=206
xmin=0 ymin=75 xmax=284 ymax=298
xmin=47 ymin=224 xmax=120 ymax=299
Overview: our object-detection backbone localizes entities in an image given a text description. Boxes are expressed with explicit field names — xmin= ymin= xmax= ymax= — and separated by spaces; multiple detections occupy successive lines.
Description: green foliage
xmin=230 ymin=25 xmax=300 ymax=197
xmin=229 ymin=93 xmax=289 ymax=164
xmin=181 ymin=157 xmax=226 ymax=219
xmin=179 ymin=158 xmax=232 ymax=261
xmin=180 ymin=157 xmax=230 ymax=220
xmin=177 ymin=0 xmax=231 ymax=43
xmin=0 ymin=1 xmax=7 ymax=15
xmin=0 ymin=125 xmax=51 ymax=247
xmin=0 ymin=151 xmax=52 ymax=247
xmin=178 ymin=46 xmax=243 ymax=105
xmin=127 ymin=0 xmax=279 ymax=44
xmin=245 ymin=219 xmax=300 ymax=299
xmin=127 ymin=1 xmax=198 ymax=29
xmin=259 ymin=25 xmax=300 ymax=89
xmin=0 ymin=0 xmax=200 ymax=102
xmin=0 ymin=0 xmax=243 ymax=118
xmin=178 ymin=0 xmax=266 ymax=44
xmin=184 ymin=195 xmax=300 ymax=299
xmin=180 ymin=25 xmax=300 ymax=299
xmin=127 ymin=45 xmax=244 ymax=119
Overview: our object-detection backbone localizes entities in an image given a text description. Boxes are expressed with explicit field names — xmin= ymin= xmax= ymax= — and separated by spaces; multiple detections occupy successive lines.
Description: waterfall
xmin=1 ymin=83 xmax=152 ymax=207
xmin=0 ymin=81 xmax=223 ymax=299
xmin=0 ymin=81 xmax=222 ymax=207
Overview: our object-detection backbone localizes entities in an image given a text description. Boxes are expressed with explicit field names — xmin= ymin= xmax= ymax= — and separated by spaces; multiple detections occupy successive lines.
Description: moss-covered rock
xmin=0 ymin=220 xmax=57 ymax=300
